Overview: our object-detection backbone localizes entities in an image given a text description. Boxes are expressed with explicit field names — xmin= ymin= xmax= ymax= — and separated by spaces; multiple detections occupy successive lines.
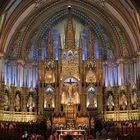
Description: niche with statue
xmin=44 ymin=87 xmax=55 ymax=110
xmin=106 ymin=90 xmax=114 ymax=111
xmin=15 ymin=88 xmax=21 ymax=112
xmin=27 ymin=87 xmax=36 ymax=112
xmin=119 ymin=86 xmax=127 ymax=110
xmin=87 ymin=87 xmax=97 ymax=110
xmin=3 ymin=87 xmax=10 ymax=111
xmin=131 ymin=84 xmax=137 ymax=110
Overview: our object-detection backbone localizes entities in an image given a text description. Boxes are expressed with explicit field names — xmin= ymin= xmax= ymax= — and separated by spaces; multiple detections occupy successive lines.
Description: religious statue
xmin=131 ymin=91 xmax=137 ymax=104
xmin=61 ymin=91 xmax=66 ymax=104
xmin=88 ymin=94 xmax=95 ymax=108
xmin=64 ymin=82 xmax=76 ymax=98
xmin=28 ymin=95 xmax=33 ymax=112
xmin=67 ymin=84 xmax=74 ymax=98
xmin=15 ymin=94 xmax=20 ymax=111
xmin=120 ymin=92 xmax=127 ymax=110
xmin=74 ymin=89 xmax=80 ymax=104
xmin=107 ymin=94 xmax=114 ymax=111
xmin=46 ymin=94 xmax=53 ymax=108
xmin=3 ymin=93 xmax=9 ymax=111
xmin=131 ymin=91 xmax=137 ymax=109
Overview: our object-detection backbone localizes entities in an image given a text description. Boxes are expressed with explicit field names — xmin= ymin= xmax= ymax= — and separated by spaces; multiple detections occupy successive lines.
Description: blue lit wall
xmin=94 ymin=38 xmax=99 ymax=59
xmin=42 ymin=39 xmax=46 ymax=60
xmin=82 ymin=28 xmax=88 ymax=60
xmin=52 ymin=28 xmax=58 ymax=60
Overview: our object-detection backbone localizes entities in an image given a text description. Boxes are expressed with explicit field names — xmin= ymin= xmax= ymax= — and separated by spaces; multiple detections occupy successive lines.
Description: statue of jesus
xmin=64 ymin=82 xmax=76 ymax=98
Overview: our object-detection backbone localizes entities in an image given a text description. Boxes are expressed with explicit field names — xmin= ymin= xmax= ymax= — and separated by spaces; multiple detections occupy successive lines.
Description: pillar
xmin=117 ymin=58 xmax=124 ymax=85
xmin=97 ymin=86 xmax=103 ymax=118
xmin=136 ymin=51 xmax=140 ymax=119
xmin=17 ymin=60 xmax=24 ymax=86
xmin=0 ymin=53 xmax=3 ymax=88
xmin=38 ymin=88 xmax=44 ymax=114
xmin=81 ymin=93 xmax=86 ymax=112
xmin=55 ymin=87 xmax=59 ymax=111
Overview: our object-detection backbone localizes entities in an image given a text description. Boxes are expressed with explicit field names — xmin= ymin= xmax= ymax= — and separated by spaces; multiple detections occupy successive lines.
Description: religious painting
xmin=62 ymin=50 xmax=79 ymax=65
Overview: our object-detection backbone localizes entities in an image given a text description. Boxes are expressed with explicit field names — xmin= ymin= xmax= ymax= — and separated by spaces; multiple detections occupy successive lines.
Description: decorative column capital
xmin=116 ymin=58 xmax=124 ymax=63
xmin=17 ymin=59 xmax=25 ymax=65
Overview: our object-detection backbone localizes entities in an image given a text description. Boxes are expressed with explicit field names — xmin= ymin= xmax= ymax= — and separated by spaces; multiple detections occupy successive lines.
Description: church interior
xmin=0 ymin=0 xmax=140 ymax=140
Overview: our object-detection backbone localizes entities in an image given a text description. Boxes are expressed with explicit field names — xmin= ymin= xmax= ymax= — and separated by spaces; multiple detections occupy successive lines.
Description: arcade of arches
xmin=0 ymin=0 xmax=140 ymax=139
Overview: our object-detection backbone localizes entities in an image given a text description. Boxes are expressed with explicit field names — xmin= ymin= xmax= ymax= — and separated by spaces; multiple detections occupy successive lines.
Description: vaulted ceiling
xmin=0 ymin=0 xmax=140 ymax=62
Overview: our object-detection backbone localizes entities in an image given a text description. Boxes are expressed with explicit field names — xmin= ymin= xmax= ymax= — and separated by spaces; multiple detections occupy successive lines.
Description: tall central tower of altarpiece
xmin=38 ymin=15 xmax=103 ymax=129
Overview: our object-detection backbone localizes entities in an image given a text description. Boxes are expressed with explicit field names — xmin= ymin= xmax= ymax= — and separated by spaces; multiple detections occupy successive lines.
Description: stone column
xmin=55 ymin=87 xmax=59 ymax=111
xmin=98 ymin=38 xmax=103 ymax=85
xmin=97 ymin=86 xmax=103 ymax=118
xmin=133 ymin=58 xmax=137 ymax=83
xmin=112 ymin=64 xmax=115 ymax=86
xmin=117 ymin=58 xmax=124 ymax=85
xmin=127 ymin=84 xmax=131 ymax=111
xmin=80 ymin=93 xmax=86 ymax=112
xmin=11 ymin=63 xmax=13 ymax=86
xmin=22 ymin=87 xmax=27 ymax=112
xmin=136 ymin=52 xmax=140 ymax=119
xmin=0 ymin=53 xmax=3 ymax=88
xmin=114 ymin=87 xmax=119 ymax=112
xmin=32 ymin=64 xmax=37 ymax=87
xmin=38 ymin=87 xmax=44 ymax=114
xmin=10 ymin=88 xmax=15 ymax=111
xmin=17 ymin=60 xmax=24 ymax=86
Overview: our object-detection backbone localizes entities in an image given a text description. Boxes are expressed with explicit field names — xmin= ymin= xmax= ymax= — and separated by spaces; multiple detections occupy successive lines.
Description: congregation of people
xmin=1 ymin=120 xmax=140 ymax=140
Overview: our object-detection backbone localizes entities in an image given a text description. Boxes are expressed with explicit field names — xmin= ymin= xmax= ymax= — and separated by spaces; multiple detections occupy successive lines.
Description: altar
xmin=57 ymin=129 xmax=85 ymax=139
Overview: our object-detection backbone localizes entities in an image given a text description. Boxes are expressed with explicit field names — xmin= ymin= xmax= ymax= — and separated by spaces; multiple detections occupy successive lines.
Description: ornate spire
xmin=46 ymin=29 xmax=53 ymax=59
xmin=87 ymin=30 xmax=94 ymax=59
xmin=65 ymin=13 xmax=75 ymax=49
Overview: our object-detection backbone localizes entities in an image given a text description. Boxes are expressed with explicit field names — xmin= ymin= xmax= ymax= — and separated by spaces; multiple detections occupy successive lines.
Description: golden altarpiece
xmin=0 ymin=14 xmax=139 ymax=130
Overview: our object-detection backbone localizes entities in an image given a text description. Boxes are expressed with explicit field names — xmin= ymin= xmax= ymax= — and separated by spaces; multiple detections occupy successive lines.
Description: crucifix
xmin=64 ymin=78 xmax=76 ymax=98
